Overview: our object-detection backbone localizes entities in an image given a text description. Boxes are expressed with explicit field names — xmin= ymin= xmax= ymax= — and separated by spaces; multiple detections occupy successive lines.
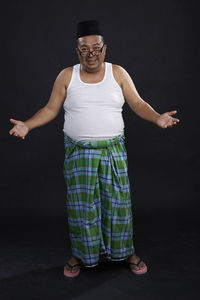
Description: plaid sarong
xmin=63 ymin=132 xmax=135 ymax=267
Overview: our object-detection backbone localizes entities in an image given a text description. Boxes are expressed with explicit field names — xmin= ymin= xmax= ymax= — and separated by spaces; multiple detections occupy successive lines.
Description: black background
xmin=0 ymin=0 xmax=199 ymax=299
xmin=1 ymin=0 xmax=199 ymax=224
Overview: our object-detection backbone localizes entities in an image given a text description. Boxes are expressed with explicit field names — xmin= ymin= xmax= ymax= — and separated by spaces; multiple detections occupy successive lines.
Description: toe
xmin=64 ymin=264 xmax=73 ymax=273
xmin=64 ymin=264 xmax=79 ymax=273
xmin=64 ymin=258 xmax=81 ymax=273
xmin=139 ymin=261 xmax=146 ymax=269
xmin=128 ymin=254 xmax=146 ymax=270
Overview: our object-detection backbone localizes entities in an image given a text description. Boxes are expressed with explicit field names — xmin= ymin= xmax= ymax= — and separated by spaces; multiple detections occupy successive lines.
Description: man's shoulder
xmin=112 ymin=64 xmax=132 ymax=81
xmin=60 ymin=66 xmax=74 ymax=75
xmin=111 ymin=64 xmax=125 ymax=72
xmin=58 ymin=66 xmax=74 ymax=88
xmin=111 ymin=64 xmax=128 ymax=78
xmin=111 ymin=64 xmax=127 ymax=87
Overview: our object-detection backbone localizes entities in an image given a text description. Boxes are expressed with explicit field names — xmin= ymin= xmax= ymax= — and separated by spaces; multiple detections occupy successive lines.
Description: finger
xmin=168 ymin=110 xmax=177 ymax=116
xmin=167 ymin=124 xmax=173 ymax=128
xmin=10 ymin=118 xmax=19 ymax=124
xmin=166 ymin=120 xmax=174 ymax=128
xmin=172 ymin=118 xmax=180 ymax=122
xmin=9 ymin=129 xmax=14 ymax=135
xmin=9 ymin=128 xmax=17 ymax=135
xmin=170 ymin=119 xmax=179 ymax=127
xmin=13 ymin=130 xmax=21 ymax=137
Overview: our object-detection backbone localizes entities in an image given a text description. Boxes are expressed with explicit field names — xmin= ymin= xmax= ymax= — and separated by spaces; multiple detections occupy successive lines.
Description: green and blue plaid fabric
xmin=63 ymin=132 xmax=135 ymax=267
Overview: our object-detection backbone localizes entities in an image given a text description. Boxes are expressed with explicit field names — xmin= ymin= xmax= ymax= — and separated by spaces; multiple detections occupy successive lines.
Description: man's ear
xmin=103 ymin=44 xmax=107 ymax=54
xmin=76 ymin=47 xmax=80 ymax=57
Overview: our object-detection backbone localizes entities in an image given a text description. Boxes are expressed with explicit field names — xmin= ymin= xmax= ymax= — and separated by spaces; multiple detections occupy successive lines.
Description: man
xmin=9 ymin=20 xmax=180 ymax=278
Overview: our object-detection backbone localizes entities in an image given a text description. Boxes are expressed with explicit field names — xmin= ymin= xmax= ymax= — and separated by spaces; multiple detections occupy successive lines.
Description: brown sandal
xmin=126 ymin=257 xmax=148 ymax=275
xmin=64 ymin=261 xmax=82 ymax=278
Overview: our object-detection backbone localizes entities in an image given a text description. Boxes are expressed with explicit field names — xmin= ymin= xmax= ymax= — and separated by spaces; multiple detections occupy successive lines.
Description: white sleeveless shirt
xmin=62 ymin=62 xmax=125 ymax=141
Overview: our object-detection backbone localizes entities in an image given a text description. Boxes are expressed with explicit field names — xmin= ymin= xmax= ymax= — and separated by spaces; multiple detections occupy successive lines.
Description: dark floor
xmin=0 ymin=216 xmax=199 ymax=300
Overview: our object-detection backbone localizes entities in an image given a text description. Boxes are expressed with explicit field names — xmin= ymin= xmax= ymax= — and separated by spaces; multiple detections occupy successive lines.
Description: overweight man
xmin=9 ymin=20 xmax=180 ymax=278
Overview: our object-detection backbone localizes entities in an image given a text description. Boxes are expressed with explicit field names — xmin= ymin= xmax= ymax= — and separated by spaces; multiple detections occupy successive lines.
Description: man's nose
xmin=88 ymin=51 xmax=94 ymax=57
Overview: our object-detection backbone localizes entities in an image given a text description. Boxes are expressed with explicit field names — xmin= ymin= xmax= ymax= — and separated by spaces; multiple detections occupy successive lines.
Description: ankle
xmin=69 ymin=256 xmax=81 ymax=263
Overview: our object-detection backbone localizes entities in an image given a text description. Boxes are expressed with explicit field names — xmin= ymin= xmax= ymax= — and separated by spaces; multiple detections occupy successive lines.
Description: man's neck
xmin=80 ymin=62 xmax=105 ymax=74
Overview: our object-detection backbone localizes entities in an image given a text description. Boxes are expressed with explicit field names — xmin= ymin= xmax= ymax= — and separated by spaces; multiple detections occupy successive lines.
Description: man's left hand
xmin=156 ymin=110 xmax=180 ymax=129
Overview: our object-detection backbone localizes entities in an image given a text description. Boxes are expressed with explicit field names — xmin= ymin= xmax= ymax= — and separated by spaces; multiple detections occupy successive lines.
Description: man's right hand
xmin=8 ymin=67 xmax=71 ymax=140
xmin=9 ymin=118 xmax=29 ymax=140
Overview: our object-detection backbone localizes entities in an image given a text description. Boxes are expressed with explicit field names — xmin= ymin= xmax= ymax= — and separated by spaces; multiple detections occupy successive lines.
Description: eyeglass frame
xmin=77 ymin=44 xmax=105 ymax=57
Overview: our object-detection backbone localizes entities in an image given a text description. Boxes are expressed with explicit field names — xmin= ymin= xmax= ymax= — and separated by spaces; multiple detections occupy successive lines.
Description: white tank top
xmin=62 ymin=62 xmax=125 ymax=141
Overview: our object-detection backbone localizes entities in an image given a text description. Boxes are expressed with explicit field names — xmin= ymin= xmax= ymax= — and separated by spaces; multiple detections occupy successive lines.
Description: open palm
xmin=9 ymin=118 xmax=29 ymax=139
xmin=156 ymin=110 xmax=180 ymax=129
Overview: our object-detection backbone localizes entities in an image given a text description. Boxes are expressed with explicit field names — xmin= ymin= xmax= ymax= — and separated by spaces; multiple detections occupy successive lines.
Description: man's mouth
xmin=86 ymin=59 xmax=97 ymax=64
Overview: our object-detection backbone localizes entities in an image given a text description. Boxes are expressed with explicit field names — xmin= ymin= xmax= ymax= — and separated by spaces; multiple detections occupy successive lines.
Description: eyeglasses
xmin=78 ymin=44 xmax=104 ymax=57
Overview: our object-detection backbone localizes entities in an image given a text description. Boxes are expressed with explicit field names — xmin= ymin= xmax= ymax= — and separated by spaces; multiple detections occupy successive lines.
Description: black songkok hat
xmin=76 ymin=20 xmax=103 ymax=39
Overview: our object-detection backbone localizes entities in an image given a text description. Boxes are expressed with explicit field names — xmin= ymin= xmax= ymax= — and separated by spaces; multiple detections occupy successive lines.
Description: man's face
xmin=76 ymin=35 xmax=107 ymax=72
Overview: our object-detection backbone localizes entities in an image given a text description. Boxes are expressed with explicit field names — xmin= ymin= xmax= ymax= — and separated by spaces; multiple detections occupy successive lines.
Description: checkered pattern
xmin=63 ymin=133 xmax=135 ymax=267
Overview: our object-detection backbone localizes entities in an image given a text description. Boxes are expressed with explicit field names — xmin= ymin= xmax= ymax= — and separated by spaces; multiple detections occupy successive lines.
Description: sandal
xmin=126 ymin=257 xmax=148 ymax=275
xmin=64 ymin=261 xmax=83 ymax=278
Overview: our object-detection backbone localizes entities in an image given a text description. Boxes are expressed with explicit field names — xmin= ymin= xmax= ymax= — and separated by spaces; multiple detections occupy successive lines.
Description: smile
xmin=87 ymin=59 xmax=97 ymax=64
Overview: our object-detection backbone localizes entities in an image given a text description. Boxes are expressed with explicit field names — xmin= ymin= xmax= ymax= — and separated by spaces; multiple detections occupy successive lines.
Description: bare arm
xmin=113 ymin=65 xmax=180 ymax=128
xmin=9 ymin=67 xmax=72 ymax=138
xmin=24 ymin=68 xmax=68 ymax=130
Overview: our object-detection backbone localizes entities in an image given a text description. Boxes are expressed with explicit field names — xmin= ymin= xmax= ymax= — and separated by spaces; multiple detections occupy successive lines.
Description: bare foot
xmin=127 ymin=253 xmax=147 ymax=271
xmin=64 ymin=256 xmax=82 ymax=273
